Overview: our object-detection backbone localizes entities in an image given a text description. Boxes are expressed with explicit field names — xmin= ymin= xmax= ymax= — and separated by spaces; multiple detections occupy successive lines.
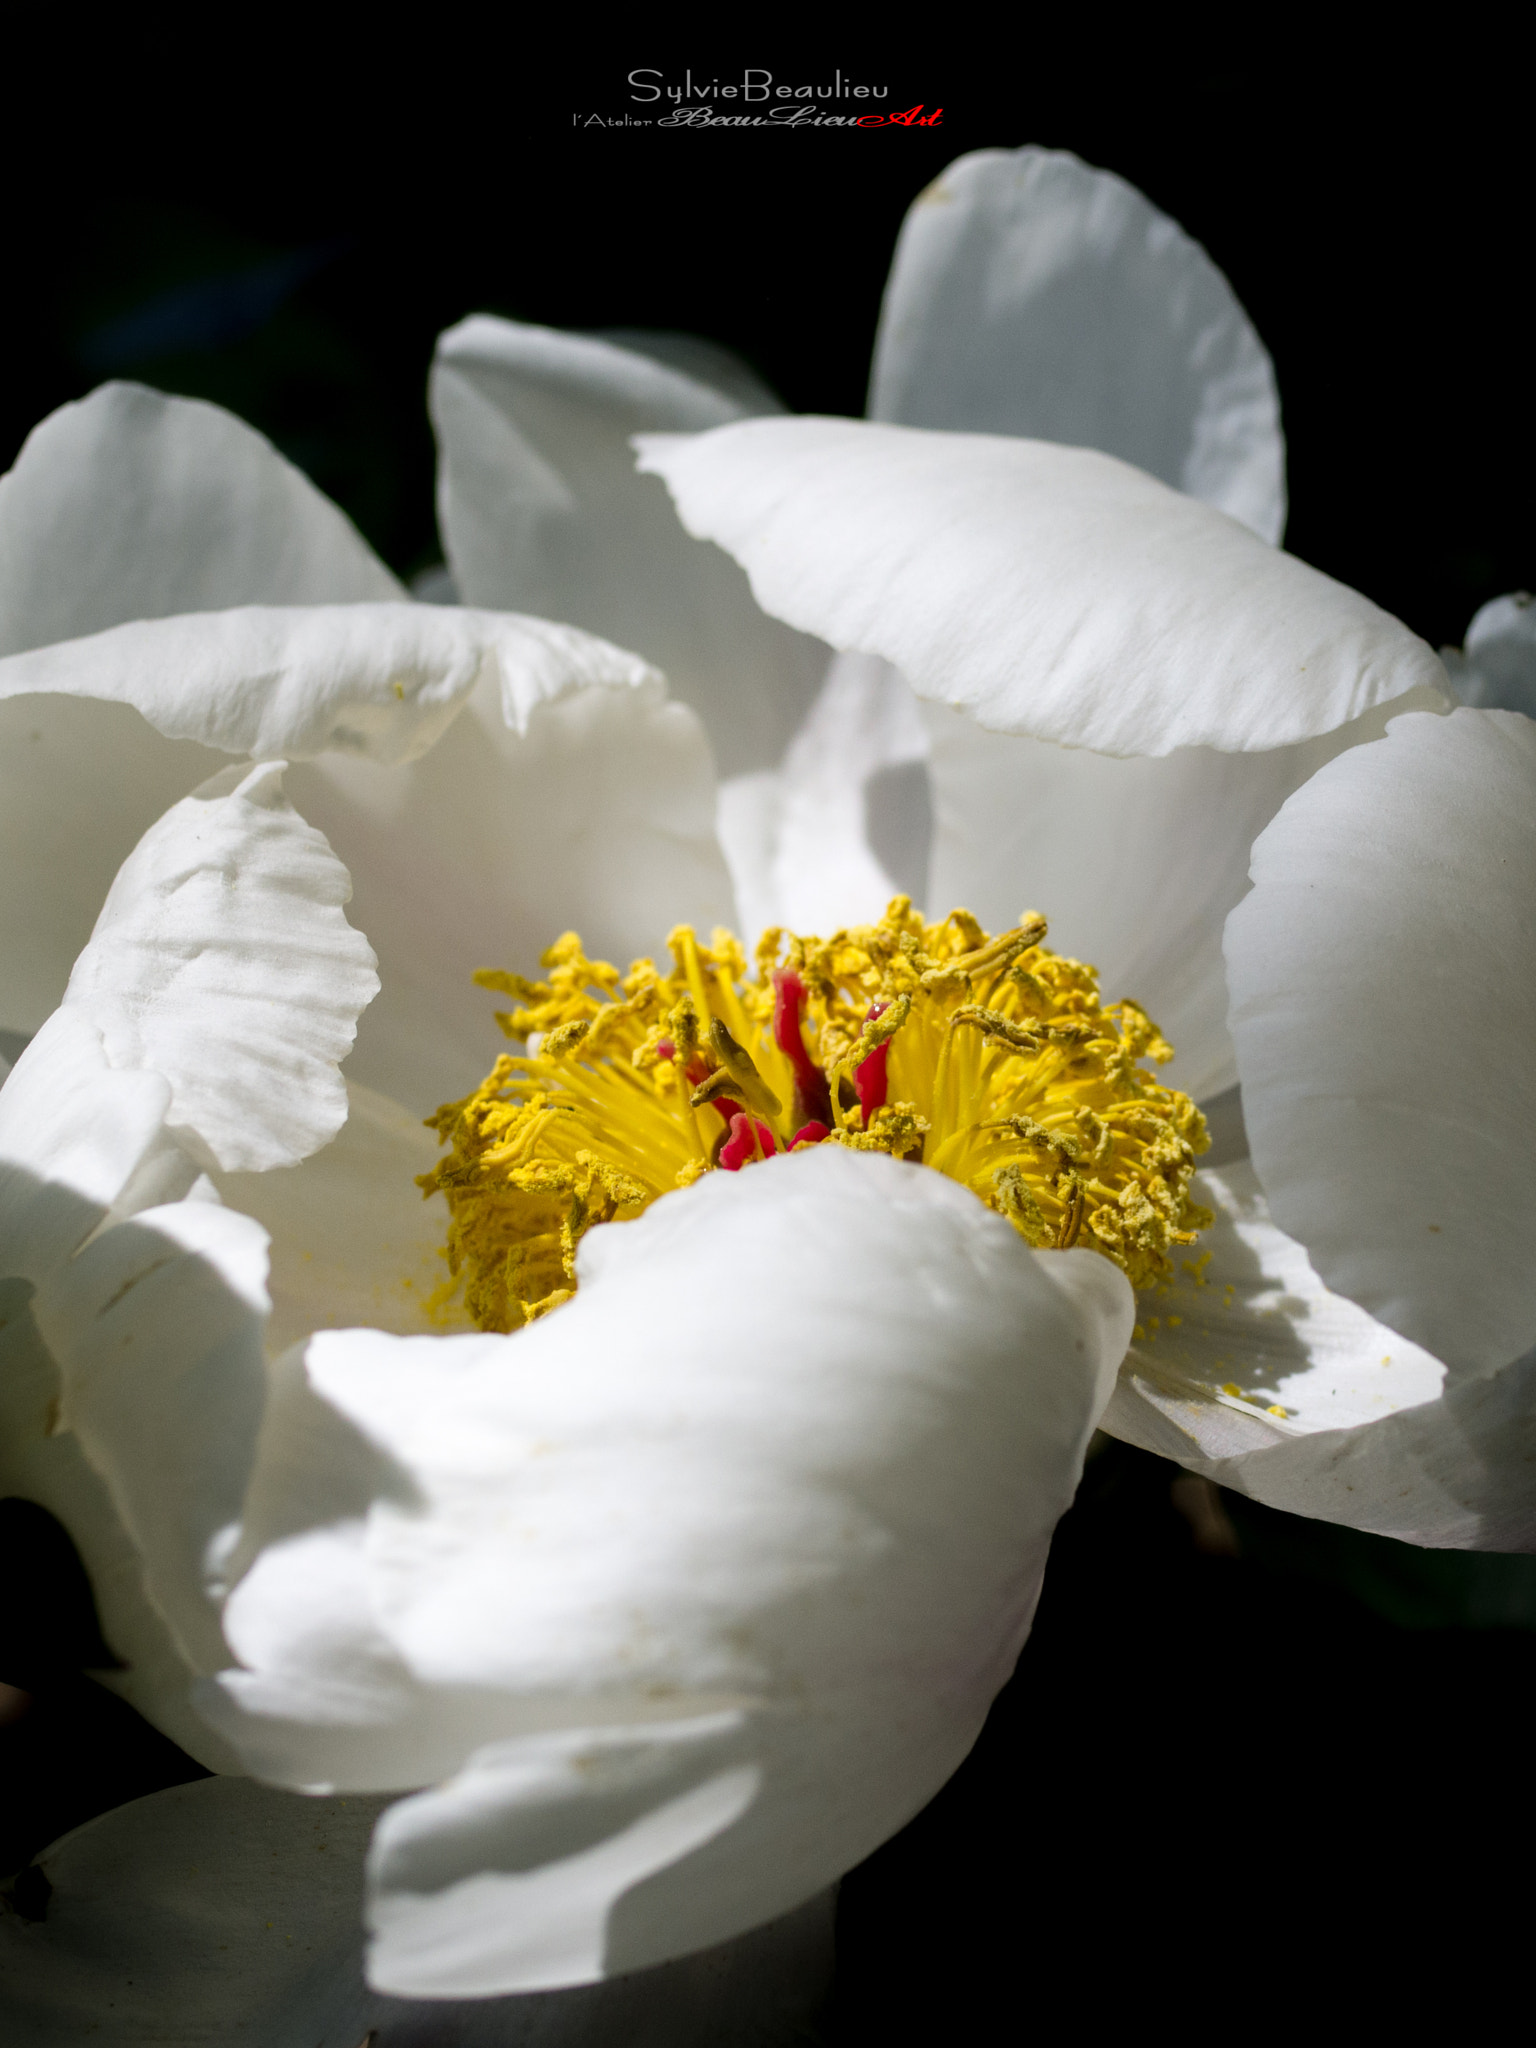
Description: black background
xmin=3 ymin=33 xmax=1534 ymax=2039
xmin=4 ymin=40 xmax=1531 ymax=647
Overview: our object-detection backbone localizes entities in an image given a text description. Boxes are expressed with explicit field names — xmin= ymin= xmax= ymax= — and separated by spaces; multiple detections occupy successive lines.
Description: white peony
xmin=0 ymin=147 xmax=1531 ymax=2017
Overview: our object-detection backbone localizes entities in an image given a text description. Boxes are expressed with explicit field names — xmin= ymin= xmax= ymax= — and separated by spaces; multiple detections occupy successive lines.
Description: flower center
xmin=418 ymin=897 xmax=1212 ymax=1331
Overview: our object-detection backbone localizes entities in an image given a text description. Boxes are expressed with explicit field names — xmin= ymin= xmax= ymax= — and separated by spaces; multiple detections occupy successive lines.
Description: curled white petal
xmin=209 ymin=1148 xmax=1131 ymax=1989
xmin=637 ymin=418 xmax=1445 ymax=757
xmin=0 ymin=758 xmax=384 ymax=1740
xmin=62 ymin=759 xmax=379 ymax=1175
xmin=871 ymin=146 xmax=1285 ymax=542
xmin=1226 ymin=707 xmax=1536 ymax=1375
xmin=0 ymin=608 xmax=667 ymax=1053
xmin=0 ymin=603 xmax=657 ymax=768
xmin=0 ymin=381 xmax=402 ymax=659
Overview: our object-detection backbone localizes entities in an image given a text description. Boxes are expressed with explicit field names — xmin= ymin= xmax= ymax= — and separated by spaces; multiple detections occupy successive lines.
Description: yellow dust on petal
xmin=418 ymin=899 xmax=1212 ymax=1331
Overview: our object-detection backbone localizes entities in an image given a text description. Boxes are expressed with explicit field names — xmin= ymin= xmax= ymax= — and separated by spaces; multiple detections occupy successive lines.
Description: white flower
xmin=0 ymin=145 xmax=1531 ymax=2010
xmin=426 ymin=142 xmax=1536 ymax=1551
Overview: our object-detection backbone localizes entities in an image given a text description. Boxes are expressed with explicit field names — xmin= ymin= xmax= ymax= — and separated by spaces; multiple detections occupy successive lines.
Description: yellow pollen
xmin=418 ymin=898 xmax=1212 ymax=1331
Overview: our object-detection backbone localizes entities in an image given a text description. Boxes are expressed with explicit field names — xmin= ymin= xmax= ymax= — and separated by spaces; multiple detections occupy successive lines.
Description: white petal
xmin=0 ymin=1774 xmax=835 ymax=2046
xmin=1226 ymin=707 xmax=1536 ymax=1374
xmin=1103 ymin=1167 xmax=1536 ymax=1550
xmin=62 ymin=758 xmax=378 ymax=1174
xmin=0 ymin=760 xmax=380 ymax=1743
xmin=714 ymin=771 xmax=785 ymax=950
xmin=0 ymin=697 xmax=226 ymax=1037
xmin=287 ymin=667 xmax=733 ymax=1113
xmin=432 ymin=318 xmax=827 ymax=775
xmin=637 ymin=418 xmax=1446 ymax=756
xmin=925 ymin=685 xmax=1450 ymax=1103
xmin=0 ymin=608 xmax=653 ymax=1045
xmin=0 ymin=602 xmax=581 ymax=767
xmin=0 ymin=1776 xmax=388 ymax=2044
xmin=206 ymin=1362 xmax=455 ymax=1794
xmin=0 ymin=1008 xmax=170 ymax=1282
xmin=1447 ymin=589 xmax=1536 ymax=715
xmin=215 ymin=1081 xmax=466 ymax=1355
xmin=0 ymin=383 xmax=402 ymax=660
xmin=590 ymin=327 xmax=788 ymax=415
xmin=365 ymin=1718 xmax=761 ymax=1995
xmin=871 ymin=147 xmax=1286 ymax=542
xmin=211 ymin=1148 xmax=1129 ymax=1988
xmin=0 ymin=1271 xmax=240 ymax=1770
xmin=723 ymin=652 xmax=932 ymax=940
xmin=30 ymin=1197 xmax=271 ymax=1678
xmin=1108 ymin=1161 xmax=1446 ymax=1442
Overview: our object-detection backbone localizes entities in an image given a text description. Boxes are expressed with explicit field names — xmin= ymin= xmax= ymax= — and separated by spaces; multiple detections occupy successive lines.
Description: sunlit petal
xmin=638 ymin=418 xmax=1443 ymax=756
xmin=0 ymin=381 xmax=401 ymax=659
xmin=63 ymin=759 xmax=378 ymax=1174
xmin=1227 ymin=707 xmax=1536 ymax=1374
xmin=210 ymin=1147 xmax=1130 ymax=1989
xmin=871 ymin=146 xmax=1285 ymax=541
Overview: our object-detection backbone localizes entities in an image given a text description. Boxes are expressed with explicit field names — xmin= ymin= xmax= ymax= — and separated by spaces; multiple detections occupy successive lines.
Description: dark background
xmin=3 ymin=35 xmax=1534 ymax=2039
xmin=3 ymin=43 xmax=1531 ymax=647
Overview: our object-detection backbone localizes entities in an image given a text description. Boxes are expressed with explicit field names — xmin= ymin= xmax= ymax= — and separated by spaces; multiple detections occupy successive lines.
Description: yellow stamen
xmin=420 ymin=899 xmax=1212 ymax=1330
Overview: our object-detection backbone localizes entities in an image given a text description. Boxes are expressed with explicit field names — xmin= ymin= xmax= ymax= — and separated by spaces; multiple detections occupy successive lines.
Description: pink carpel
xmin=719 ymin=1113 xmax=778 ymax=1171
xmin=772 ymin=968 xmax=833 ymax=1127
xmin=854 ymin=1003 xmax=891 ymax=1123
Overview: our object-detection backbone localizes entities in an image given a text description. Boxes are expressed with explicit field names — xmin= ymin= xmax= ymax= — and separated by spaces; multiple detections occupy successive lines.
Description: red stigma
xmin=719 ymin=1113 xmax=778 ymax=1171
xmin=772 ymin=968 xmax=833 ymax=1127
xmin=854 ymin=1003 xmax=890 ymax=1124
xmin=789 ymin=1121 xmax=830 ymax=1149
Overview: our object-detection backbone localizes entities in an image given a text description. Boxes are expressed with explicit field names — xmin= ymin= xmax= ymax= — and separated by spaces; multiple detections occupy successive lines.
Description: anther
xmin=948 ymin=913 xmax=1048 ymax=978
xmin=692 ymin=1018 xmax=783 ymax=1124
xmin=950 ymin=1005 xmax=1045 ymax=1054
xmin=1055 ymin=1172 xmax=1086 ymax=1250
